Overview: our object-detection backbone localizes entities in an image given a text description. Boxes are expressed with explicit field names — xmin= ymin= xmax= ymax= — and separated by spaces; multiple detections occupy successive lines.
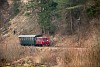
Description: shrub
xmin=49 ymin=24 xmax=56 ymax=35
xmin=86 ymin=6 xmax=96 ymax=17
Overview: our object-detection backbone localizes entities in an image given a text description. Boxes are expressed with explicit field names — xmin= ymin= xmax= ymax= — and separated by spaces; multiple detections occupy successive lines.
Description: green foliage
xmin=54 ymin=0 xmax=85 ymax=9
xmin=24 ymin=11 xmax=32 ymax=17
xmin=86 ymin=6 xmax=96 ymax=16
xmin=86 ymin=0 xmax=100 ymax=17
xmin=12 ymin=0 xmax=20 ymax=15
xmin=25 ymin=1 xmax=35 ymax=9
xmin=40 ymin=0 xmax=58 ymax=12
xmin=38 ymin=12 xmax=55 ymax=34
xmin=23 ymin=0 xmax=88 ymax=35
xmin=38 ymin=12 xmax=51 ymax=32
xmin=24 ymin=1 xmax=35 ymax=17
xmin=49 ymin=24 xmax=56 ymax=34
xmin=38 ymin=0 xmax=57 ymax=34
xmin=39 ymin=0 xmax=85 ymax=34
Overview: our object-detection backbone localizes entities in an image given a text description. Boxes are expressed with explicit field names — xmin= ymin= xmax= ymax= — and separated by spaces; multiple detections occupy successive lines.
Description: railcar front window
xmin=37 ymin=38 xmax=41 ymax=41
xmin=43 ymin=38 xmax=48 ymax=41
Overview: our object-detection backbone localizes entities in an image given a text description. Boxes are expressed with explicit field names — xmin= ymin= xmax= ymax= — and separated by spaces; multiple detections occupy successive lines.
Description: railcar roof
xmin=18 ymin=35 xmax=36 ymax=37
xmin=37 ymin=37 xmax=48 ymax=38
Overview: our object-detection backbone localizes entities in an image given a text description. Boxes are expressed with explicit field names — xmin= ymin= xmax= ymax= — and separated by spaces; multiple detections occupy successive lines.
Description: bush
xmin=86 ymin=0 xmax=100 ymax=17
xmin=86 ymin=6 xmax=96 ymax=17
xmin=49 ymin=24 xmax=56 ymax=35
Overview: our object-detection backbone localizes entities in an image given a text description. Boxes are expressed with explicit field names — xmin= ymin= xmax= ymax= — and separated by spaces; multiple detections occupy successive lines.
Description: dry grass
xmin=57 ymin=51 xmax=73 ymax=67
xmin=0 ymin=36 xmax=98 ymax=67
xmin=89 ymin=44 xmax=100 ymax=67
xmin=53 ymin=32 xmax=96 ymax=48
xmin=28 ymin=48 xmax=91 ymax=67
xmin=0 ymin=43 xmax=98 ymax=67
xmin=0 ymin=24 xmax=99 ymax=67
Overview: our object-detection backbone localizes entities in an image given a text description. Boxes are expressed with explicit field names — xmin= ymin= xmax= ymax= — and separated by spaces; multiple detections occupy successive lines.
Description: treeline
xmin=4 ymin=0 xmax=100 ymax=35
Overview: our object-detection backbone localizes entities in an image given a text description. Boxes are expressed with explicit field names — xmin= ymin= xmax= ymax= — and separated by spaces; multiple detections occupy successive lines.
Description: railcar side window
xmin=25 ymin=37 xmax=26 ymax=40
xmin=32 ymin=37 xmax=33 ymax=40
xmin=27 ymin=37 xmax=29 ymax=40
xmin=22 ymin=38 xmax=23 ymax=40
xmin=30 ymin=37 xmax=32 ymax=40
xmin=23 ymin=37 xmax=24 ymax=40
xmin=23 ymin=37 xmax=25 ymax=40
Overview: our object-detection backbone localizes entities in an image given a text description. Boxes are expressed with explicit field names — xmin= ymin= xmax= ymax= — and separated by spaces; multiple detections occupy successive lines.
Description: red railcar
xmin=36 ymin=36 xmax=50 ymax=46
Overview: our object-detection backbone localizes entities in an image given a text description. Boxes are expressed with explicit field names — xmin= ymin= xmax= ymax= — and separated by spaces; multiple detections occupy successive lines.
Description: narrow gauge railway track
xmin=5 ymin=43 xmax=90 ymax=49
xmin=6 ymin=43 xmax=90 ymax=50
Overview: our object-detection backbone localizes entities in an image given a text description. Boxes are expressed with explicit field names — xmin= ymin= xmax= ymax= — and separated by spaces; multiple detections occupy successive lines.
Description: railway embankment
xmin=0 ymin=42 xmax=94 ymax=67
xmin=0 ymin=34 xmax=99 ymax=67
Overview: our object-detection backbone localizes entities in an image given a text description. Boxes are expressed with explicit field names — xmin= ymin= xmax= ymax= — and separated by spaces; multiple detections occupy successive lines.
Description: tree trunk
xmin=70 ymin=10 xmax=73 ymax=34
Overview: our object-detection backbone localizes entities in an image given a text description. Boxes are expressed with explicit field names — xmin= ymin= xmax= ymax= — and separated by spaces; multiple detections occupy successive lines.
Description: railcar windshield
xmin=43 ymin=38 xmax=48 ymax=41
xmin=36 ymin=38 xmax=42 ymax=41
